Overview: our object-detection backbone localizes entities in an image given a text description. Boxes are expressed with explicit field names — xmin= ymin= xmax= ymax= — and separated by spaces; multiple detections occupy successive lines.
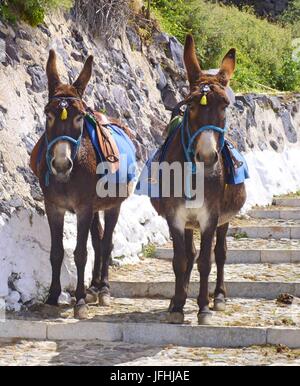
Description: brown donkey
xmin=151 ymin=35 xmax=246 ymax=325
xmin=31 ymin=51 xmax=134 ymax=319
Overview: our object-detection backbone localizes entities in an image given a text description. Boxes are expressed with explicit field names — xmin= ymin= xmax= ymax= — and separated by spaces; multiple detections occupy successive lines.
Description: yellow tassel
xmin=61 ymin=108 xmax=68 ymax=120
xmin=200 ymin=95 xmax=208 ymax=106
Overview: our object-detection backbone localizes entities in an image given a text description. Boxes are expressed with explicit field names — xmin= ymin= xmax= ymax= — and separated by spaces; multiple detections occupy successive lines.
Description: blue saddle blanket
xmin=135 ymin=135 xmax=249 ymax=198
xmin=222 ymin=140 xmax=249 ymax=184
xmin=84 ymin=117 xmax=137 ymax=183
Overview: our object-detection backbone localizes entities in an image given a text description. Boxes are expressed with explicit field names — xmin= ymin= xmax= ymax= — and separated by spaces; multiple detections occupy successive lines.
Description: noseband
xmin=44 ymin=96 xmax=83 ymax=186
xmin=181 ymin=108 xmax=227 ymax=173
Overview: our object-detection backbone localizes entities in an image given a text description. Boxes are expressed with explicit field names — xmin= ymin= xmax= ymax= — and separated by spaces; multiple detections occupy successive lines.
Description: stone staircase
xmin=1 ymin=196 xmax=300 ymax=361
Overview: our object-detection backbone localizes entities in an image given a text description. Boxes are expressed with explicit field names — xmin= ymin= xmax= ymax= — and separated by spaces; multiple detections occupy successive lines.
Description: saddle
xmin=30 ymin=111 xmax=122 ymax=178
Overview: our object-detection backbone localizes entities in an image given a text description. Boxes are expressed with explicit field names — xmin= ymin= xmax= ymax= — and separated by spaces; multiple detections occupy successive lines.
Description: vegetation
xmin=149 ymin=0 xmax=300 ymax=92
xmin=1 ymin=0 xmax=300 ymax=92
xmin=142 ymin=243 xmax=157 ymax=258
xmin=279 ymin=0 xmax=300 ymax=37
xmin=0 ymin=0 xmax=72 ymax=26
xmin=74 ymin=0 xmax=130 ymax=40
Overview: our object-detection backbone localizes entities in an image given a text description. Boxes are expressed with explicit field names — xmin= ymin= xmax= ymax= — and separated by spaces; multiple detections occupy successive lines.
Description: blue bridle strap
xmin=44 ymin=133 xmax=82 ymax=186
xmin=180 ymin=108 xmax=227 ymax=199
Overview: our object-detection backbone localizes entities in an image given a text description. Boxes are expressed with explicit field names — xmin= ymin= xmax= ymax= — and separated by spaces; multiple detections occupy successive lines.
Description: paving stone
xmin=110 ymin=281 xmax=300 ymax=299
xmin=110 ymin=259 xmax=300 ymax=284
xmin=0 ymin=339 xmax=299 ymax=366
xmin=7 ymin=298 xmax=300 ymax=329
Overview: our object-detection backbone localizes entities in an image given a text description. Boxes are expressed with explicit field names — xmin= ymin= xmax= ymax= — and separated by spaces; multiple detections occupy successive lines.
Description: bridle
xmin=44 ymin=96 xmax=84 ymax=186
xmin=174 ymin=83 xmax=228 ymax=199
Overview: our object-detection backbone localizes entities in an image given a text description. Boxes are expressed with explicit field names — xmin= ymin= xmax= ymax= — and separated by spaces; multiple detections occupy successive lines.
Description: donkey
xmin=31 ymin=50 xmax=133 ymax=319
xmin=151 ymin=35 xmax=246 ymax=325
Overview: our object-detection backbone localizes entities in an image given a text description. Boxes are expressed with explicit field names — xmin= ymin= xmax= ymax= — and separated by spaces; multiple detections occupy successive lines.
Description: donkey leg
xmin=98 ymin=206 xmax=120 ymax=307
xmin=184 ymin=229 xmax=197 ymax=287
xmin=167 ymin=221 xmax=188 ymax=324
xmin=45 ymin=202 xmax=65 ymax=306
xmin=73 ymin=207 xmax=93 ymax=319
xmin=197 ymin=222 xmax=217 ymax=325
xmin=86 ymin=212 xmax=104 ymax=304
xmin=213 ymin=222 xmax=229 ymax=311
xmin=168 ymin=229 xmax=196 ymax=314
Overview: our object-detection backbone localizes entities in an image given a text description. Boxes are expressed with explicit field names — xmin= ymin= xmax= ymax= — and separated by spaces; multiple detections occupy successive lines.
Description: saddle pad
xmin=30 ymin=133 xmax=46 ymax=178
xmin=223 ymin=140 xmax=250 ymax=185
xmin=84 ymin=117 xmax=137 ymax=183
xmin=85 ymin=113 xmax=120 ymax=174
xmin=135 ymin=128 xmax=249 ymax=198
xmin=30 ymin=116 xmax=137 ymax=184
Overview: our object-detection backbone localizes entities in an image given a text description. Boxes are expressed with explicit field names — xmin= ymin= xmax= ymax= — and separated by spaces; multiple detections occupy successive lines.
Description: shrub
xmin=0 ymin=0 xmax=73 ymax=26
xmin=150 ymin=0 xmax=300 ymax=92
xmin=73 ymin=0 xmax=130 ymax=41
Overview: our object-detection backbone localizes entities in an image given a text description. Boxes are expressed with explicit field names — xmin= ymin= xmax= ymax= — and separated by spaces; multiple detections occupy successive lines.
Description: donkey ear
xmin=47 ymin=50 xmax=61 ymax=97
xmin=73 ymin=55 xmax=94 ymax=97
xmin=184 ymin=34 xmax=202 ymax=87
xmin=217 ymin=48 xmax=236 ymax=86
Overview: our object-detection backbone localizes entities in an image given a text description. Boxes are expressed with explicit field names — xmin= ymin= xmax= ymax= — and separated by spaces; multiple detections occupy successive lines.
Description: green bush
xmin=150 ymin=0 xmax=300 ymax=92
xmin=279 ymin=0 xmax=300 ymax=38
xmin=0 ymin=0 xmax=73 ymax=26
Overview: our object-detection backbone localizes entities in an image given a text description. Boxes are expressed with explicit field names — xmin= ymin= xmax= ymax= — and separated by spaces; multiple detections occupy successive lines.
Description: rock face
xmin=0 ymin=12 xmax=300 ymax=309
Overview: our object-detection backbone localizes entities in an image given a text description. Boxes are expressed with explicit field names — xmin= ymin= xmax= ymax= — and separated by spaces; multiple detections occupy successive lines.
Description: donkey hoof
xmin=85 ymin=287 xmax=99 ymax=304
xmin=167 ymin=312 xmax=184 ymax=324
xmin=98 ymin=292 xmax=111 ymax=307
xmin=214 ymin=294 xmax=226 ymax=312
xmin=74 ymin=300 xmax=89 ymax=320
xmin=45 ymin=296 xmax=58 ymax=306
xmin=168 ymin=298 xmax=174 ymax=312
xmin=198 ymin=309 xmax=213 ymax=325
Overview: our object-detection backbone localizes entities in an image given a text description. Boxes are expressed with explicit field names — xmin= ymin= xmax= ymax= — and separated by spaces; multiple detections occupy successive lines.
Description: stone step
xmin=2 ymin=297 xmax=300 ymax=348
xmin=156 ymin=246 xmax=300 ymax=264
xmin=228 ymin=225 xmax=300 ymax=239
xmin=110 ymin=281 xmax=300 ymax=299
xmin=111 ymin=259 xmax=300 ymax=291
xmin=273 ymin=198 xmax=300 ymax=207
xmin=249 ymin=208 xmax=300 ymax=220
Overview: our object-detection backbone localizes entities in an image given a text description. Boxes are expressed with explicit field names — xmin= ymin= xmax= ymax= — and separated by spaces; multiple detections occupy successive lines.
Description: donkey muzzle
xmin=195 ymin=150 xmax=218 ymax=167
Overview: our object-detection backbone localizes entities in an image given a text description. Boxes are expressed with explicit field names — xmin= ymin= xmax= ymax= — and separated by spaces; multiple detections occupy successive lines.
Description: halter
xmin=44 ymin=96 xmax=83 ymax=186
xmin=180 ymin=108 xmax=227 ymax=173
xmin=178 ymin=84 xmax=228 ymax=199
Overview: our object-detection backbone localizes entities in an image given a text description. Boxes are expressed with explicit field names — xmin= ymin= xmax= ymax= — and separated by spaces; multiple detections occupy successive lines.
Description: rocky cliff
xmin=0 ymin=10 xmax=300 ymax=310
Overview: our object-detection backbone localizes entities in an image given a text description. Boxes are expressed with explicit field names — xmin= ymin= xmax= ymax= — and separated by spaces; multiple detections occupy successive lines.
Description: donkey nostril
xmin=66 ymin=158 xmax=73 ymax=170
xmin=195 ymin=153 xmax=202 ymax=162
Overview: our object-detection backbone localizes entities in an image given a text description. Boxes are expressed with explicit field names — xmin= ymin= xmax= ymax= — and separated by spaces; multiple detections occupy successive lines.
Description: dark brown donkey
xmin=151 ymin=35 xmax=246 ymax=325
xmin=30 ymin=51 xmax=133 ymax=319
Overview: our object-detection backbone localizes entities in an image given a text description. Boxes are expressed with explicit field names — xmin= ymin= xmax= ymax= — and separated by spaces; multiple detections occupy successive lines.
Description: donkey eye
xmin=45 ymin=112 xmax=55 ymax=123
xmin=75 ymin=115 xmax=84 ymax=123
